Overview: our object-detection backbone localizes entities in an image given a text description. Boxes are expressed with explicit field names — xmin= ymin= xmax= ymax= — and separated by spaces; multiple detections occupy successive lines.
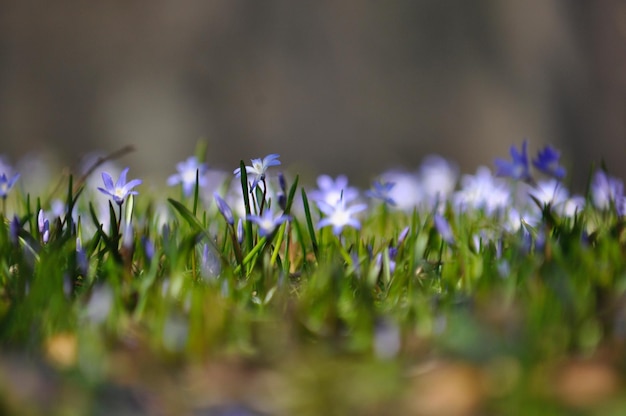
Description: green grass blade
xmin=167 ymin=198 xmax=227 ymax=266
xmin=239 ymin=160 xmax=254 ymax=251
xmin=192 ymin=169 xmax=200 ymax=216
xmin=284 ymin=175 xmax=299 ymax=214
xmin=301 ymin=188 xmax=318 ymax=259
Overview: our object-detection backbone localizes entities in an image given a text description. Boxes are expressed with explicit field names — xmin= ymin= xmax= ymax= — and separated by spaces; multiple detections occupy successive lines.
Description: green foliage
xmin=1 ymin=166 xmax=626 ymax=414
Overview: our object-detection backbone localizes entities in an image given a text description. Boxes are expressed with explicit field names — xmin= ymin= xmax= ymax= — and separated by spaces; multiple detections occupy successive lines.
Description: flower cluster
xmin=495 ymin=139 xmax=566 ymax=182
xmin=0 ymin=140 xmax=623 ymax=289
xmin=2 ymin=138 xmax=626 ymax=416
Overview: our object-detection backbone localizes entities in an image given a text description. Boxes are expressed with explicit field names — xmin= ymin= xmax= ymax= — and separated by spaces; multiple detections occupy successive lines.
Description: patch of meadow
xmin=0 ymin=141 xmax=625 ymax=414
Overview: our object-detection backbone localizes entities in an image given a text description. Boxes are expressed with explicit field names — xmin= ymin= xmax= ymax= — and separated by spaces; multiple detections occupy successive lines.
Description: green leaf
xmin=233 ymin=236 xmax=268 ymax=275
xmin=284 ymin=175 xmax=299 ymax=214
xmin=192 ymin=169 xmax=200 ymax=216
xmin=125 ymin=194 xmax=135 ymax=226
xmin=239 ymin=160 xmax=254 ymax=251
xmin=167 ymin=198 xmax=227 ymax=266
xmin=301 ymin=188 xmax=318 ymax=259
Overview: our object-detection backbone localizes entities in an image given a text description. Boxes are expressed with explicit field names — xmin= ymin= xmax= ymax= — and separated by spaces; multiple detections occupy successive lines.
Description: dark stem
xmin=230 ymin=224 xmax=244 ymax=269
xmin=73 ymin=145 xmax=136 ymax=194
xmin=259 ymin=178 xmax=268 ymax=215
xmin=117 ymin=202 xmax=123 ymax=236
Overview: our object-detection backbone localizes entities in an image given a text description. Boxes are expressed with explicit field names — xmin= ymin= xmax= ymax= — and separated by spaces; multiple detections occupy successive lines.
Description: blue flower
xmin=236 ymin=218 xmax=244 ymax=244
xmin=97 ymin=167 xmax=142 ymax=205
xmin=375 ymin=228 xmax=409 ymax=276
xmin=214 ymin=192 xmax=234 ymax=225
xmin=76 ymin=236 xmax=89 ymax=275
xmin=277 ymin=172 xmax=288 ymax=210
xmin=0 ymin=172 xmax=20 ymax=199
xmin=9 ymin=215 xmax=20 ymax=245
xmin=494 ymin=140 xmax=531 ymax=181
xmin=38 ymin=209 xmax=50 ymax=244
xmin=309 ymin=174 xmax=359 ymax=206
xmin=234 ymin=154 xmax=281 ymax=190
xmin=167 ymin=156 xmax=208 ymax=197
xmin=418 ymin=155 xmax=459 ymax=206
xmin=591 ymin=170 xmax=625 ymax=214
xmin=532 ymin=145 xmax=566 ymax=179
xmin=317 ymin=200 xmax=367 ymax=235
xmin=434 ymin=213 xmax=454 ymax=244
xmin=247 ymin=210 xmax=290 ymax=237
xmin=397 ymin=226 xmax=410 ymax=246
xmin=199 ymin=243 xmax=221 ymax=280
xmin=378 ymin=171 xmax=422 ymax=211
xmin=528 ymin=179 xmax=569 ymax=211
xmin=453 ymin=167 xmax=510 ymax=214
xmin=141 ymin=236 xmax=155 ymax=263
xmin=365 ymin=180 xmax=396 ymax=206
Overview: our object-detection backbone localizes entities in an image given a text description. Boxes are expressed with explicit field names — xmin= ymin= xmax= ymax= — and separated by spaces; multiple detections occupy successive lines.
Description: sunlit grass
xmin=0 ymin=143 xmax=625 ymax=415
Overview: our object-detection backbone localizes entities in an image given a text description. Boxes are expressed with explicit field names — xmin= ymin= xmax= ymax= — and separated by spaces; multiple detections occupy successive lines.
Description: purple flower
xmin=9 ymin=215 xmax=20 ymax=245
xmin=375 ymin=230 xmax=408 ymax=276
xmin=167 ymin=156 xmax=208 ymax=197
xmin=373 ymin=318 xmax=401 ymax=360
xmin=419 ymin=155 xmax=459 ymax=206
xmin=199 ymin=243 xmax=221 ymax=279
xmin=317 ymin=200 xmax=367 ymax=235
xmin=494 ymin=140 xmax=531 ymax=181
xmin=97 ymin=167 xmax=142 ymax=205
xmin=365 ymin=180 xmax=396 ymax=206
xmin=379 ymin=171 xmax=423 ymax=211
xmin=247 ymin=211 xmax=290 ymax=237
xmin=0 ymin=156 xmax=14 ymax=177
xmin=0 ymin=172 xmax=20 ymax=199
xmin=453 ymin=166 xmax=510 ymax=214
xmin=591 ymin=170 xmax=625 ymax=214
xmin=434 ymin=213 xmax=454 ymax=244
xmin=309 ymin=174 xmax=359 ymax=206
xmin=76 ymin=236 xmax=89 ymax=275
xmin=234 ymin=154 xmax=281 ymax=190
xmin=122 ymin=221 xmax=135 ymax=250
xmin=397 ymin=226 xmax=410 ymax=245
xmin=142 ymin=236 xmax=155 ymax=262
xmin=214 ymin=192 xmax=234 ymax=225
xmin=562 ymin=196 xmax=585 ymax=218
xmin=528 ymin=179 xmax=569 ymax=212
xmin=278 ymin=172 xmax=287 ymax=194
xmin=38 ymin=209 xmax=50 ymax=244
xmin=532 ymin=145 xmax=566 ymax=179
xmin=277 ymin=172 xmax=288 ymax=210
xmin=236 ymin=218 xmax=244 ymax=244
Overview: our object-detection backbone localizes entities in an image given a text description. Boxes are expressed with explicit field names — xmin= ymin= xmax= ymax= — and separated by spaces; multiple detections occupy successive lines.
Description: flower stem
xmin=117 ymin=203 xmax=123 ymax=236
xmin=229 ymin=223 xmax=244 ymax=268
xmin=259 ymin=178 xmax=268 ymax=215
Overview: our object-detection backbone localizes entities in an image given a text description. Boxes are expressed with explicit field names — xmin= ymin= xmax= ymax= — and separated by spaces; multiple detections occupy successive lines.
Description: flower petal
xmin=117 ymin=167 xmax=130 ymax=188
xmin=101 ymin=172 xmax=115 ymax=191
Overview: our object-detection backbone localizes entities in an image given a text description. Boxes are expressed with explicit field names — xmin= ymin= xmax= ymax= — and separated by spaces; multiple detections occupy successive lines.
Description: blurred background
xmin=0 ymin=1 xmax=624 ymax=189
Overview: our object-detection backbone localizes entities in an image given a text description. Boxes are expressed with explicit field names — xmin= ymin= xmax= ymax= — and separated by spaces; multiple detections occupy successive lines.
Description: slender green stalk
xmin=270 ymin=221 xmax=287 ymax=266
xmin=239 ymin=160 xmax=254 ymax=251
xmin=301 ymin=188 xmax=318 ymax=259
xmin=259 ymin=178 xmax=268 ymax=215
xmin=192 ymin=169 xmax=200 ymax=216
xmin=233 ymin=236 xmax=268 ymax=275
